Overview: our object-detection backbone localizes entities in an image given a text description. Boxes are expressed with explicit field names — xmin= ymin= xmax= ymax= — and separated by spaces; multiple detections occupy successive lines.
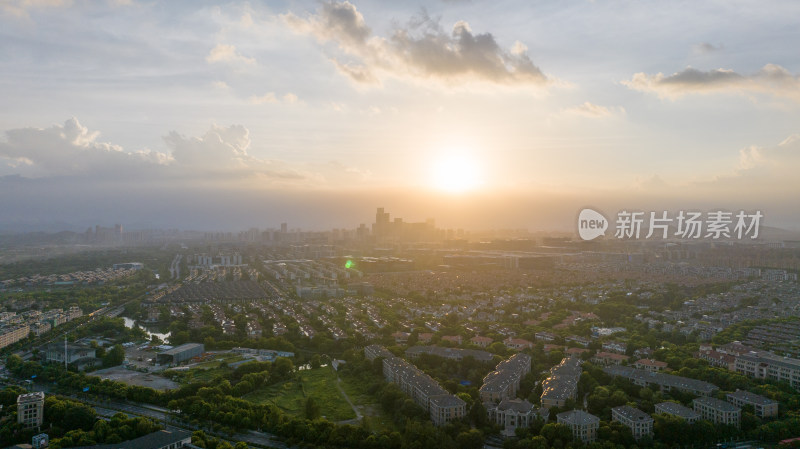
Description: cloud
xmin=211 ymin=81 xmax=231 ymax=90
xmin=679 ymin=134 xmax=800 ymax=203
xmin=282 ymin=1 xmax=548 ymax=88
xmin=0 ymin=118 xmax=170 ymax=178
xmin=559 ymin=102 xmax=624 ymax=118
xmin=248 ymin=92 xmax=278 ymax=104
xmin=692 ymin=42 xmax=723 ymax=55
xmin=206 ymin=43 xmax=256 ymax=66
xmin=0 ymin=118 xmax=306 ymax=183
xmin=0 ymin=0 xmax=70 ymax=19
xmin=247 ymin=92 xmax=300 ymax=105
xmin=623 ymin=64 xmax=800 ymax=102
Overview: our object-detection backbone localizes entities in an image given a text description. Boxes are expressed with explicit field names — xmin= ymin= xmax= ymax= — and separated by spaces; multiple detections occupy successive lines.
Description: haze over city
xmin=0 ymin=1 xmax=799 ymax=232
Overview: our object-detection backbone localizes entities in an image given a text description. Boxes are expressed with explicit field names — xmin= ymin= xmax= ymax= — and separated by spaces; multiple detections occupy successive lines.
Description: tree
xmin=304 ymin=397 xmax=321 ymax=420
xmin=6 ymin=354 xmax=22 ymax=372
xmin=63 ymin=403 xmax=98 ymax=430
xmin=541 ymin=423 xmax=573 ymax=446
xmin=103 ymin=344 xmax=125 ymax=367
xmin=456 ymin=429 xmax=484 ymax=449
xmin=272 ymin=357 xmax=294 ymax=381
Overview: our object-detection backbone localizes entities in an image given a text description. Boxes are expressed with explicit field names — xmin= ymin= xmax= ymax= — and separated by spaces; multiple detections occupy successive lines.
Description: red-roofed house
xmin=635 ymin=359 xmax=668 ymax=372
xmin=392 ymin=331 xmax=409 ymax=343
xmin=442 ymin=335 xmax=463 ymax=345
xmin=566 ymin=347 xmax=590 ymax=357
xmin=542 ymin=344 xmax=563 ymax=354
xmin=592 ymin=352 xmax=629 ymax=366
xmin=504 ymin=337 xmax=534 ymax=351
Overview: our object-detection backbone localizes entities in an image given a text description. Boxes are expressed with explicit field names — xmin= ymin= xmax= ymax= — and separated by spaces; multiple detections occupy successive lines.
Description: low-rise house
xmin=504 ymin=337 xmax=533 ymax=350
xmin=592 ymin=352 xmax=629 ymax=366
xmin=441 ymin=335 xmax=462 ymax=345
xmin=635 ymin=359 xmax=668 ymax=372
xmin=470 ymin=335 xmax=493 ymax=347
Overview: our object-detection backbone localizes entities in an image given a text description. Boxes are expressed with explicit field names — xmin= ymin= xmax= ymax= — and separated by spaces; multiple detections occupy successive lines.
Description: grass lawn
xmin=172 ymin=353 xmax=246 ymax=383
xmin=338 ymin=374 xmax=396 ymax=433
xmin=243 ymin=366 xmax=356 ymax=422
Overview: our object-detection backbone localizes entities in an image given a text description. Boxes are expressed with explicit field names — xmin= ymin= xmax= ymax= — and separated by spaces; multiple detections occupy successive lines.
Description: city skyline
xmin=1 ymin=1 xmax=799 ymax=231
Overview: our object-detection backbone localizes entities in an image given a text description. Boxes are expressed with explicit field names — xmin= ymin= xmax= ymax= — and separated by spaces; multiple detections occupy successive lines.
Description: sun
xmin=430 ymin=152 xmax=483 ymax=193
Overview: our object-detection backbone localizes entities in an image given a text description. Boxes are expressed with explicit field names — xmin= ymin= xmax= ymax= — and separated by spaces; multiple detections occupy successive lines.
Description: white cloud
xmin=623 ymin=64 xmax=800 ymax=102
xmin=282 ymin=1 xmax=549 ymax=88
xmin=247 ymin=92 xmax=300 ymax=105
xmin=0 ymin=118 xmax=170 ymax=177
xmin=559 ymin=102 xmax=624 ymax=118
xmin=0 ymin=118 xmax=308 ymax=183
xmin=248 ymin=92 xmax=278 ymax=104
xmin=211 ymin=81 xmax=231 ymax=90
xmin=0 ymin=0 xmax=70 ymax=18
xmin=205 ymin=43 xmax=256 ymax=66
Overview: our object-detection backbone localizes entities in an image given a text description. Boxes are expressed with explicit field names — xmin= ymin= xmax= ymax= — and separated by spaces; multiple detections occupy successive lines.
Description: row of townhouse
xmin=480 ymin=353 xmax=532 ymax=403
xmin=541 ymin=358 xmax=583 ymax=408
xmin=367 ymin=345 xmax=466 ymax=426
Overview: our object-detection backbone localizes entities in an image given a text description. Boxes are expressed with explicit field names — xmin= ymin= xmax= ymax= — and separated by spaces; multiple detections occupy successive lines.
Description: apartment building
xmin=364 ymin=344 xmax=393 ymax=361
xmin=612 ymin=405 xmax=653 ymax=439
xmin=726 ymin=390 xmax=778 ymax=418
xmin=654 ymin=401 xmax=701 ymax=423
xmin=603 ymin=366 xmax=718 ymax=396
xmin=735 ymin=353 xmax=800 ymax=390
xmin=693 ymin=397 xmax=741 ymax=428
xmin=0 ymin=324 xmax=30 ymax=349
xmin=17 ymin=392 xmax=45 ymax=429
xmin=374 ymin=346 xmax=466 ymax=426
xmin=486 ymin=398 xmax=548 ymax=433
xmin=556 ymin=410 xmax=600 ymax=443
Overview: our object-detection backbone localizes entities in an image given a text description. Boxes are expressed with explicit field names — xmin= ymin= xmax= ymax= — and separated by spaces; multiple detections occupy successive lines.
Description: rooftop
xmin=694 ymin=396 xmax=740 ymax=412
xmin=557 ymin=410 xmax=600 ymax=425
xmin=655 ymin=401 xmax=701 ymax=420
xmin=726 ymin=390 xmax=778 ymax=406
xmin=158 ymin=342 xmax=203 ymax=356
xmin=612 ymin=405 xmax=653 ymax=422
xmin=72 ymin=429 xmax=192 ymax=449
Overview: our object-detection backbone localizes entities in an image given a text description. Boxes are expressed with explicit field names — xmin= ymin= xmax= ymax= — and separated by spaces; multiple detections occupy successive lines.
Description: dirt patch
xmin=91 ymin=366 xmax=179 ymax=391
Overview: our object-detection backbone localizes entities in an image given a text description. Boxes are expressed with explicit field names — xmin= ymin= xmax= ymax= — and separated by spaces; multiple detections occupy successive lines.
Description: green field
xmin=172 ymin=352 xmax=245 ymax=383
xmin=243 ymin=367 xmax=357 ymax=422
xmin=338 ymin=374 xmax=396 ymax=432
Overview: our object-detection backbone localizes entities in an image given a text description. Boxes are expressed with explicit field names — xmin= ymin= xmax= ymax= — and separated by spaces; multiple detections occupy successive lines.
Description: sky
xmin=0 ymin=0 xmax=799 ymax=232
